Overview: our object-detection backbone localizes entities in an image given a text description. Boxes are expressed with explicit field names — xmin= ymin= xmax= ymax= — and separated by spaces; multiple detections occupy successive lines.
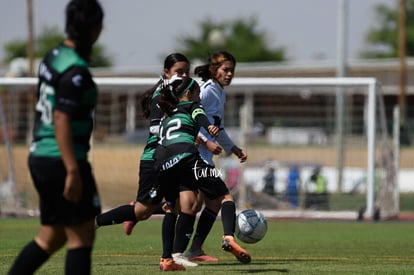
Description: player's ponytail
xmin=194 ymin=64 xmax=211 ymax=82
xmin=141 ymin=78 xmax=163 ymax=118
xmin=159 ymin=77 xmax=198 ymax=115
xmin=158 ymin=79 xmax=181 ymax=116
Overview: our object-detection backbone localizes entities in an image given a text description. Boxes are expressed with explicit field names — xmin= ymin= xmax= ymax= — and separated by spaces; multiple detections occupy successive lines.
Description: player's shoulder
xmin=200 ymin=79 xmax=220 ymax=96
xmin=48 ymin=44 xmax=88 ymax=74
xmin=200 ymin=79 xmax=214 ymax=90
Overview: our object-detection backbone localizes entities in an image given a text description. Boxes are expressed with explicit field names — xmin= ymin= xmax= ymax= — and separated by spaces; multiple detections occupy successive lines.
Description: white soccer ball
xmin=235 ymin=209 xmax=268 ymax=243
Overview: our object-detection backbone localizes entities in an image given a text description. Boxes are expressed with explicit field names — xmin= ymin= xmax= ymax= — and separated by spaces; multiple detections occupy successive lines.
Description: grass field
xmin=1 ymin=218 xmax=414 ymax=274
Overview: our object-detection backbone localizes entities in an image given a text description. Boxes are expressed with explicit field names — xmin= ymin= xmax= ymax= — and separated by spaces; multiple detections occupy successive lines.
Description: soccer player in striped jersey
xmin=95 ymin=53 xmax=191 ymax=271
xmin=156 ymin=77 xmax=251 ymax=266
xmin=8 ymin=1 xmax=104 ymax=274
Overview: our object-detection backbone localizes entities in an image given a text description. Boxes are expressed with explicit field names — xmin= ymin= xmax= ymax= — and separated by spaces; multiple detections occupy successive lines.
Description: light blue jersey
xmin=198 ymin=79 xmax=235 ymax=166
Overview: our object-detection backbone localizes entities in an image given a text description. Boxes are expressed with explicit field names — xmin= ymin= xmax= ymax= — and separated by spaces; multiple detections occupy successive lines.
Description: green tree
xmin=2 ymin=26 xmax=112 ymax=67
xmin=176 ymin=17 xmax=286 ymax=63
xmin=362 ymin=0 xmax=414 ymax=58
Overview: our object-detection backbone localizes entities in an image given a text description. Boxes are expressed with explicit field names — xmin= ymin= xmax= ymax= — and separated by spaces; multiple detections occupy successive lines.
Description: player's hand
xmin=63 ymin=170 xmax=83 ymax=203
xmin=161 ymin=202 xmax=170 ymax=212
xmin=231 ymin=146 xmax=247 ymax=163
xmin=206 ymin=140 xmax=222 ymax=155
xmin=195 ymin=135 xmax=204 ymax=145
xmin=207 ymin=125 xmax=219 ymax=137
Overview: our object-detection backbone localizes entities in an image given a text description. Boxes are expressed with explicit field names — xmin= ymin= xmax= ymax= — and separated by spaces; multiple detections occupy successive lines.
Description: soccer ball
xmin=235 ymin=209 xmax=268 ymax=243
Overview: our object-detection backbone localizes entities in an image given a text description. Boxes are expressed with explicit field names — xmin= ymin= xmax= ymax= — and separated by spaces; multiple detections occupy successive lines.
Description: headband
xmin=175 ymin=79 xmax=195 ymax=98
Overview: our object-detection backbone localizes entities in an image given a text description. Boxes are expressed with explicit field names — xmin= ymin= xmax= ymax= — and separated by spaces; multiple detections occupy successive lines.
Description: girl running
xmin=95 ymin=53 xmax=191 ymax=271
xmin=156 ymin=77 xmax=251 ymax=265
xmin=184 ymin=50 xmax=248 ymax=262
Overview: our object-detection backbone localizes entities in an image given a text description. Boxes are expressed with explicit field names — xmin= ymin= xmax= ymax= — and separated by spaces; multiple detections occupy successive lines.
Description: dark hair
xmin=65 ymin=0 xmax=104 ymax=61
xmin=194 ymin=50 xmax=236 ymax=81
xmin=140 ymin=53 xmax=190 ymax=118
xmin=158 ymin=78 xmax=199 ymax=115
xmin=163 ymin=53 xmax=189 ymax=72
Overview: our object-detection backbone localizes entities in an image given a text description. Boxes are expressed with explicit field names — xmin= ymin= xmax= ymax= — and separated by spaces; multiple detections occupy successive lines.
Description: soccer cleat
xmin=123 ymin=201 xmax=136 ymax=236
xmin=188 ymin=254 xmax=219 ymax=262
xmin=123 ymin=221 xmax=135 ymax=236
xmin=184 ymin=248 xmax=219 ymax=262
xmin=159 ymin=258 xmax=186 ymax=271
xmin=172 ymin=253 xmax=198 ymax=267
xmin=221 ymin=235 xmax=251 ymax=264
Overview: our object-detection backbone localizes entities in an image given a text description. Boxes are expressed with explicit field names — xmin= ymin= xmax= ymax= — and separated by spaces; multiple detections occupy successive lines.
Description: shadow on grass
xmin=209 ymin=261 xmax=289 ymax=273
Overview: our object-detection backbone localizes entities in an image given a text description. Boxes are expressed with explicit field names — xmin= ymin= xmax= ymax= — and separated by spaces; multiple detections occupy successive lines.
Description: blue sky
xmin=0 ymin=0 xmax=395 ymax=68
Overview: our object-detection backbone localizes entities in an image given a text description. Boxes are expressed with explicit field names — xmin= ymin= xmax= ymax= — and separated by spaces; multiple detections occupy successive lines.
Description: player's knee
xmin=221 ymin=193 xmax=234 ymax=204
xmin=37 ymin=225 xmax=68 ymax=249
xmin=180 ymin=202 xmax=199 ymax=215
xmin=135 ymin=206 xmax=154 ymax=221
xmin=35 ymin=234 xmax=66 ymax=254
xmin=139 ymin=213 xmax=151 ymax=221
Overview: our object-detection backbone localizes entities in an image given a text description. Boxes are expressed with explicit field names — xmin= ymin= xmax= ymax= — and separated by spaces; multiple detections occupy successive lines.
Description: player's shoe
xmin=123 ymin=201 xmax=136 ymax=236
xmin=123 ymin=220 xmax=135 ymax=236
xmin=172 ymin=253 xmax=198 ymax=267
xmin=159 ymin=258 xmax=186 ymax=271
xmin=221 ymin=235 xmax=251 ymax=264
xmin=184 ymin=248 xmax=219 ymax=262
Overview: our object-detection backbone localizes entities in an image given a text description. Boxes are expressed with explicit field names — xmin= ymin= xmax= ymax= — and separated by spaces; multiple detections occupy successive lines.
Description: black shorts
xmin=28 ymin=155 xmax=101 ymax=226
xmin=159 ymin=154 xmax=229 ymax=201
xmin=136 ymin=159 xmax=178 ymax=206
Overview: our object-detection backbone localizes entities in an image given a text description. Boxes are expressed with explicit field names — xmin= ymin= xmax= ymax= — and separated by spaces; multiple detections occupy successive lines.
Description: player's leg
xmin=161 ymin=208 xmax=178 ymax=259
xmin=220 ymin=194 xmax=251 ymax=264
xmin=96 ymin=160 xmax=161 ymax=229
xmin=64 ymin=219 xmax=95 ymax=274
xmin=96 ymin=203 xmax=136 ymax=226
xmin=196 ymin=163 xmax=251 ymax=264
xmin=172 ymin=189 xmax=199 ymax=267
xmin=64 ymin=160 xmax=101 ymax=274
xmin=158 ymin=168 xmax=186 ymax=271
xmin=123 ymin=159 xmax=157 ymax=235
xmin=185 ymin=196 xmax=220 ymax=262
xmin=8 ymin=225 xmax=65 ymax=274
xmin=9 ymin=157 xmax=69 ymax=274
xmin=96 ymin=200 xmax=158 ymax=226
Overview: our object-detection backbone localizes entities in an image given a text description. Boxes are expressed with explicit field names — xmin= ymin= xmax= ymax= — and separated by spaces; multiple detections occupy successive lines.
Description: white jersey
xmin=198 ymin=79 xmax=235 ymax=166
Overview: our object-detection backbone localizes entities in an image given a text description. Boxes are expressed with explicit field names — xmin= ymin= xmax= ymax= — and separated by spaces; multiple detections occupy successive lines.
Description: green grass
xmin=1 ymin=218 xmax=414 ymax=274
